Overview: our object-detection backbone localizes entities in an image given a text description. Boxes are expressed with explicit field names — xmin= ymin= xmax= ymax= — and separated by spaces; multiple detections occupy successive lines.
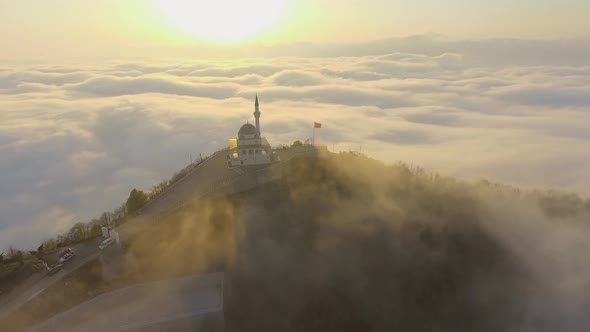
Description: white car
xmin=99 ymin=238 xmax=114 ymax=250
xmin=59 ymin=251 xmax=75 ymax=264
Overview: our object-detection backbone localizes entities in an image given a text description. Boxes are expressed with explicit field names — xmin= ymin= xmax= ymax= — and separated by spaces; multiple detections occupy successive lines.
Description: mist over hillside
xmin=123 ymin=151 xmax=590 ymax=332
xmin=3 ymin=1 xmax=590 ymax=330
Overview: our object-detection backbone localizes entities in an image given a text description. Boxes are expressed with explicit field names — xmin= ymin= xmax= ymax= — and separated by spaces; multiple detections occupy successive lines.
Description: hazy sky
xmin=2 ymin=0 xmax=590 ymax=58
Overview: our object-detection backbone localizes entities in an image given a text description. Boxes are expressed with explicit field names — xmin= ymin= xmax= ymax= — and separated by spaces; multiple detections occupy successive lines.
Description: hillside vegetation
xmin=5 ymin=150 xmax=589 ymax=331
xmin=122 ymin=151 xmax=590 ymax=332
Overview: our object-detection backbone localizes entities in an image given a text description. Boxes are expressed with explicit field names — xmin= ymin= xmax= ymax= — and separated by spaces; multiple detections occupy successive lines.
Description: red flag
xmin=314 ymin=122 xmax=322 ymax=128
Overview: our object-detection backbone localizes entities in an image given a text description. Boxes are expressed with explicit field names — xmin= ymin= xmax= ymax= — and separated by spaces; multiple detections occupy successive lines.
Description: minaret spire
xmin=254 ymin=95 xmax=261 ymax=136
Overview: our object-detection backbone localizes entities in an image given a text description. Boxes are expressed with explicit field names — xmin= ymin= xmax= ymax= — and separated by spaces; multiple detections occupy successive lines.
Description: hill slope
xmin=123 ymin=151 xmax=590 ymax=332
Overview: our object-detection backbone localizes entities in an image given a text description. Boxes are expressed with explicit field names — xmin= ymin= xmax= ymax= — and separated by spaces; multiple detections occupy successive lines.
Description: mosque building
xmin=227 ymin=96 xmax=276 ymax=168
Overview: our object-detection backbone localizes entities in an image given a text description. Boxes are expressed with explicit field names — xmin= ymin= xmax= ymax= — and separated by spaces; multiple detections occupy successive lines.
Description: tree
xmin=292 ymin=140 xmax=303 ymax=147
xmin=89 ymin=223 xmax=102 ymax=238
xmin=114 ymin=203 xmax=126 ymax=220
xmin=99 ymin=211 xmax=114 ymax=227
xmin=56 ymin=234 xmax=68 ymax=247
xmin=68 ymin=222 xmax=87 ymax=242
xmin=14 ymin=250 xmax=24 ymax=265
xmin=148 ymin=180 xmax=169 ymax=199
xmin=126 ymin=188 xmax=148 ymax=215
xmin=8 ymin=246 xmax=18 ymax=259
xmin=37 ymin=244 xmax=44 ymax=259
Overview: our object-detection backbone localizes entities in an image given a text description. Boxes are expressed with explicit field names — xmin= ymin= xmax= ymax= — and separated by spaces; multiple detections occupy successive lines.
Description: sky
xmin=2 ymin=0 xmax=590 ymax=58
xmin=1 ymin=0 xmax=590 ymax=250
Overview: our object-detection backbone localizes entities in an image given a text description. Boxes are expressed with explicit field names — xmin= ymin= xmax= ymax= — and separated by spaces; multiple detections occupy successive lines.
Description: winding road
xmin=0 ymin=145 xmax=317 ymax=326
xmin=0 ymin=238 xmax=102 ymax=321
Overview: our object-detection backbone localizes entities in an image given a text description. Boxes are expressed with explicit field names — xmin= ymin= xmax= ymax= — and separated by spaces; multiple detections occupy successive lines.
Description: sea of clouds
xmin=1 ymin=37 xmax=589 ymax=250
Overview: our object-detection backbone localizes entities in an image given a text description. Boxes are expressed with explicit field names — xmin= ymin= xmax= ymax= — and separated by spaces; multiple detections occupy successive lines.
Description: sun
xmin=158 ymin=0 xmax=287 ymax=42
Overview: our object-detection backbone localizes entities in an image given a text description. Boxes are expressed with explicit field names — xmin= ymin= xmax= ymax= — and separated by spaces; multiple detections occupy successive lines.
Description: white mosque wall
xmin=228 ymin=147 xmax=272 ymax=167
xmin=238 ymin=138 xmax=260 ymax=147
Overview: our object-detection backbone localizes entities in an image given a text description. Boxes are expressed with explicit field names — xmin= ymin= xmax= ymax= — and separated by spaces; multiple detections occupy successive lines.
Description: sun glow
xmin=158 ymin=0 xmax=287 ymax=42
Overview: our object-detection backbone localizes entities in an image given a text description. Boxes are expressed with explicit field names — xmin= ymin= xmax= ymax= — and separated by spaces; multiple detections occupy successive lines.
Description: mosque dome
xmin=227 ymin=96 xmax=276 ymax=168
xmin=238 ymin=123 xmax=258 ymax=138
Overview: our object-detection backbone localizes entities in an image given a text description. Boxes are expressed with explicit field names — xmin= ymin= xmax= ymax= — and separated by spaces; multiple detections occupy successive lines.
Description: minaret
xmin=254 ymin=95 xmax=261 ymax=136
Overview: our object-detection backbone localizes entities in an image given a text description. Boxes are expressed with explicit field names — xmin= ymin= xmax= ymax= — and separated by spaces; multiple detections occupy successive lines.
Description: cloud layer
xmin=1 ymin=40 xmax=590 ymax=250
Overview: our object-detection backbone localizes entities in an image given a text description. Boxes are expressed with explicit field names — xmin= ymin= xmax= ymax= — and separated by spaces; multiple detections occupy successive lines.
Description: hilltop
xmin=121 ymin=150 xmax=590 ymax=331
xmin=4 ymin=149 xmax=590 ymax=331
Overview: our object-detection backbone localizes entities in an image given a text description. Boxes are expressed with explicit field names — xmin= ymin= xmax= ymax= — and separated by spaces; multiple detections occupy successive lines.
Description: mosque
xmin=227 ymin=96 xmax=277 ymax=168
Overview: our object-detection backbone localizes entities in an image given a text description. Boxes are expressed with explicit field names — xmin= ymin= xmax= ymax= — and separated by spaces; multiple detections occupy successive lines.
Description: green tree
xmin=292 ymin=140 xmax=303 ymax=147
xmin=37 ymin=244 xmax=44 ymax=259
xmin=149 ymin=180 xmax=169 ymax=199
xmin=99 ymin=212 xmax=113 ymax=227
xmin=56 ymin=234 xmax=68 ymax=247
xmin=113 ymin=203 xmax=127 ymax=222
xmin=68 ymin=222 xmax=87 ymax=242
xmin=90 ymin=223 xmax=102 ymax=238
xmin=14 ymin=250 xmax=24 ymax=266
xmin=126 ymin=188 xmax=148 ymax=215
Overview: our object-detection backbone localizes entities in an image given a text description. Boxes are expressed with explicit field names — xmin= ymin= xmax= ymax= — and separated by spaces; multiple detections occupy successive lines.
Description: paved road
xmin=0 ymin=238 xmax=102 ymax=321
xmin=137 ymin=150 xmax=232 ymax=216
xmin=0 ymin=146 xmax=318 ymax=323
xmin=0 ymin=150 xmax=232 ymax=322
xmin=27 ymin=272 xmax=224 ymax=332
xmin=135 ymin=145 xmax=316 ymax=219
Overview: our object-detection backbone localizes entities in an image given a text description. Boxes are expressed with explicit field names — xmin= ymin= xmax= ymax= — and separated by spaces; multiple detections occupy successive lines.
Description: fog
xmin=3 ymin=41 xmax=590 ymax=251
xmin=122 ymin=151 xmax=590 ymax=331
